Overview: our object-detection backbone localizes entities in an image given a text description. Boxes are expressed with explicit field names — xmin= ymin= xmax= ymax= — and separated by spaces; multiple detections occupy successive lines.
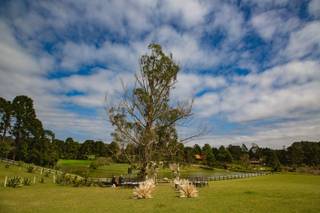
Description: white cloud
xmin=0 ymin=21 xmax=45 ymax=74
xmin=161 ymin=0 xmax=209 ymax=27
xmin=193 ymin=60 xmax=320 ymax=122
xmin=1 ymin=0 xmax=319 ymax=147
xmin=172 ymin=73 xmax=226 ymax=100
xmin=308 ymin=0 xmax=320 ymax=17
xmin=243 ymin=0 xmax=289 ymax=10
xmin=0 ymin=20 xmax=113 ymax=141
xmin=59 ymin=41 xmax=140 ymax=71
xmin=251 ymin=10 xmax=300 ymax=40
xmin=60 ymin=69 xmax=134 ymax=107
xmin=194 ymin=116 xmax=320 ymax=148
xmin=210 ymin=3 xmax=246 ymax=42
xmin=282 ymin=21 xmax=320 ymax=60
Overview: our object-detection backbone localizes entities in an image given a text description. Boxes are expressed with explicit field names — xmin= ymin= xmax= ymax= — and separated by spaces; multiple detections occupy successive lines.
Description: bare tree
xmin=108 ymin=44 xmax=193 ymax=178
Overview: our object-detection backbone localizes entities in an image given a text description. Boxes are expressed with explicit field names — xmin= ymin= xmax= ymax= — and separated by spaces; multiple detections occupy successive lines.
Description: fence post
xmin=53 ymin=175 xmax=56 ymax=184
xmin=4 ymin=176 xmax=7 ymax=187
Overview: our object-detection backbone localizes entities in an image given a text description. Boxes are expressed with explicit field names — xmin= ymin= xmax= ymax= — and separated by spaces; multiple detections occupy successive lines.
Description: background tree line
xmin=1 ymin=96 xmax=319 ymax=170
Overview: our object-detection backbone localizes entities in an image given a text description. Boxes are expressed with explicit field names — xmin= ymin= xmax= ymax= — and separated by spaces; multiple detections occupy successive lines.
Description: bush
xmin=7 ymin=176 xmax=23 ymax=188
xmin=55 ymin=173 xmax=96 ymax=187
xmin=72 ymin=176 xmax=84 ymax=187
xmin=56 ymin=173 xmax=72 ymax=185
xmin=5 ymin=164 xmax=10 ymax=168
xmin=89 ymin=157 xmax=111 ymax=170
xmin=23 ymin=177 xmax=32 ymax=186
xmin=133 ymin=179 xmax=156 ymax=199
xmin=44 ymin=170 xmax=50 ymax=177
xmin=26 ymin=165 xmax=35 ymax=173
xmin=39 ymin=177 xmax=45 ymax=183
xmin=175 ymin=179 xmax=198 ymax=198
xmin=18 ymin=161 xmax=24 ymax=167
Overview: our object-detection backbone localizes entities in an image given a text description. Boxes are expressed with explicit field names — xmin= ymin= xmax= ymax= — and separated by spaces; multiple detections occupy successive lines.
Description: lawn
xmin=56 ymin=159 xmax=238 ymax=178
xmin=0 ymin=162 xmax=320 ymax=213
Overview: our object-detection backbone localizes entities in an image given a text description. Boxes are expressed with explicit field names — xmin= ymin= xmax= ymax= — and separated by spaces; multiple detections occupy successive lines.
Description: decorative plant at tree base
xmin=175 ymin=179 xmax=198 ymax=198
xmin=6 ymin=176 xmax=23 ymax=188
xmin=133 ymin=179 xmax=156 ymax=199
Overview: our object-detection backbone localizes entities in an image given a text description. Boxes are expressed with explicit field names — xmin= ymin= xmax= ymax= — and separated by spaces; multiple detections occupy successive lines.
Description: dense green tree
xmin=94 ymin=141 xmax=108 ymax=157
xmin=287 ymin=142 xmax=304 ymax=165
xmin=107 ymin=141 xmax=120 ymax=161
xmin=240 ymin=153 xmax=250 ymax=170
xmin=193 ymin=144 xmax=202 ymax=155
xmin=217 ymin=146 xmax=233 ymax=163
xmin=12 ymin=96 xmax=41 ymax=161
xmin=184 ymin=146 xmax=194 ymax=164
xmin=52 ymin=139 xmax=65 ymax=159
xmin=202 ymin=143 xmax=215 ymax=166
xmin=78 ymin=140 xmax=95 ymax=159
xmin=64 ymin=137 xmax=79 ymax=159
xmin=301 ymin=141 xmax=320 ymax=166
xmin=0 ymin=138 xmax=13 ymax=158
xmin=249 ymin=143 xmax=261 ymax=160
xmin=0 ymin=97 xmax=12 ymax=141
xmin=227 ymin=145 xmax=243 ymax=161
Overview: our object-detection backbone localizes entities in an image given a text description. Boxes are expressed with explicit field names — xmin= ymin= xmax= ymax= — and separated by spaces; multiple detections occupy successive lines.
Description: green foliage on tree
xmin=0 ymin=96 xmax=58 ymax=166
xmin=217 ymin=146 xmax=233 ymax=163
xmin=202 ymin=143 xmax=215 ymax=166
xmin=0 ymin=97 xmax=12 ymax=141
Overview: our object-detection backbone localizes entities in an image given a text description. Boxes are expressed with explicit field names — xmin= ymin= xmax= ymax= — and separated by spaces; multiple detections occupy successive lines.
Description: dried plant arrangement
xmin=175 ymin=179 xmax=198 ymax=198
xmin=133 ymin=179 xmax=156 ymax=199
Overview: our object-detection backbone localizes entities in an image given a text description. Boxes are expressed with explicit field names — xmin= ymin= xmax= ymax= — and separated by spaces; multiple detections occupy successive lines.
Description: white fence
xmin=207 ymin=172 xmax=271 ymax=181
xmin=0 ymin=158 xmax=82 ymax=181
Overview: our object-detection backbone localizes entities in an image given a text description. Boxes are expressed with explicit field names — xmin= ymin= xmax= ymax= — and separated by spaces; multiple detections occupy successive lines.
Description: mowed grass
xmin=0 ymin=163 xmax=320 ymax=213
xmin=57 ymin=159 xmax=93 ymax=166
xmin=57 ymin=159 xmax=237 ymax=178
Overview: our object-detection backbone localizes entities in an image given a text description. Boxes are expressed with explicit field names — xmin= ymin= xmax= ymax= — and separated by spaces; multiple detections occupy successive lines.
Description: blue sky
xmin=0 ymin=0 xmax=319 ymax=148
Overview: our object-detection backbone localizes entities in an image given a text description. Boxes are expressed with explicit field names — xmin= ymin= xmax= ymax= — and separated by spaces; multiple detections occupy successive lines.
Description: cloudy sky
xmin=0 ymin=0 xmax=319 ymax=148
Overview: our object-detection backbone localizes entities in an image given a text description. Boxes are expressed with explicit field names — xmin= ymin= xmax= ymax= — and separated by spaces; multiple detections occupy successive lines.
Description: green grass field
xmin=1 ymin=162 xmax=320 ymax=213
xmin=57 ymin=159 xmax=238 ymax=178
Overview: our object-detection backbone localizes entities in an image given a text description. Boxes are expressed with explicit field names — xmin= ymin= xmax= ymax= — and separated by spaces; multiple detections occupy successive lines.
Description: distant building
xmin=194 ymin=154 xmax=203 ymax=160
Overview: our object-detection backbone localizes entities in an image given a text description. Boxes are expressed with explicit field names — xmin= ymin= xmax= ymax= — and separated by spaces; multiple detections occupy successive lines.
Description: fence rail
xmin=0 ymin=158 xmax=82 ymax=181
xmin=1 ymin=158 xmax=271 ymax=186
xmin=206 ymin=172 xmax=271 ymax=181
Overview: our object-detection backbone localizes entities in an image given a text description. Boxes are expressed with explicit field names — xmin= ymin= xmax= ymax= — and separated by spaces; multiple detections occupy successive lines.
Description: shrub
xmin=39 ymin=177 xmax=45 ymax=183
xmin=133 ymin=179 xmax=155 ymax=199
xmin=56 ymin=173 xmax=72 ymax=185
xmin=72 ymin=176 xmax=85 ymax=187
xmin=7 ymin=176 xmax=23 ymax=188
xmin=5 ymin=164 xmax=10 ymax=168
xmin=27 ymin=165 xmax=35 ymax=173
xmin=44 ymin=170 xmax=50 ymax=177
xmin=64 ymin=167 xmax=89 ymax=177
xmin=90 ymin=157 xmax=111 ymax=169
xmin=55 ymin=173 xmax=92 ymax=187
xmin=89 ymin=162 xmax=98 ymax=169
xmin=175 ymin=179 xmax=198 ymax=198
xmin=18 ymin=161 xmax=24 ymax=167
xmin=23 ymin=177 xmax=32 ymax=186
